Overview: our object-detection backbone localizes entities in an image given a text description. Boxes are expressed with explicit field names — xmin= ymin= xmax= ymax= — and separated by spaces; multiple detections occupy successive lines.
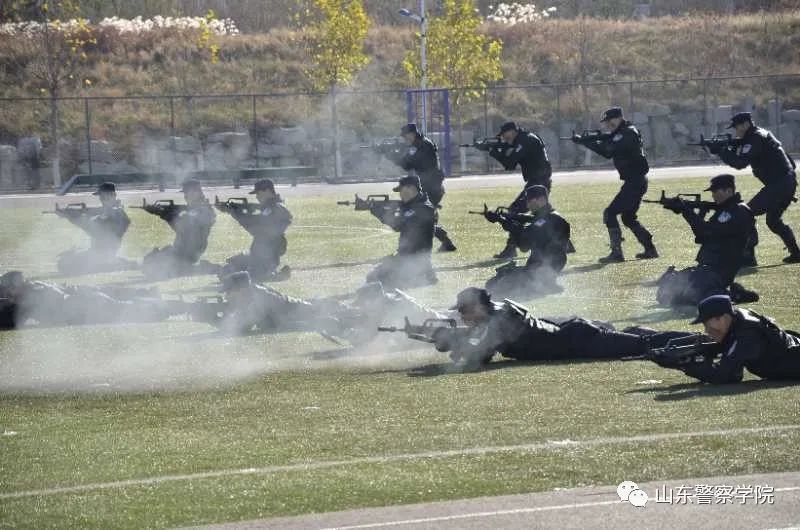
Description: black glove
xmin=433 ymin=328 xmax=453 ymax=352
xmin=571 ymin=134 xmax=582 ymax=144
xmin=662 ymin=197 xmax=686 ymax=214
xmin=707 ymin=142 xmax=723 ymax=155
xmin=474 ymin=142 xmax=492 ymax=152
xmin=484 ymin=210 xmax=502 ymax=223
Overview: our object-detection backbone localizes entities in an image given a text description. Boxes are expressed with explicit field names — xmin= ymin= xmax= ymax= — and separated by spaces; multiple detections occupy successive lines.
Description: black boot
xmin=635 ymin=245 xmax=659 ymax=260
xmin=493 ymin=240 xmax=517 ymax=260
xmin=435 ymin=226 xmax=457 ymax=252
xmin=631 ymin=224 xmax=658 ymax=259
xmin=599 ymin=228 xmax=625 ymax=263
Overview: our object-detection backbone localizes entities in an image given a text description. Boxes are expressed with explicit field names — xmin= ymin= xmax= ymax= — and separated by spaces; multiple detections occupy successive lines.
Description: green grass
xmin=1 ymin=175 xmax=799 ymax=528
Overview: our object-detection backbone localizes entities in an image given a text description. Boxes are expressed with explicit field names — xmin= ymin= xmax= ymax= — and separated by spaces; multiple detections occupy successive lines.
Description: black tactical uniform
xmin=365 ymin=176 xmax=437 ymax=289
xmin=221 ymin=181 xmax=292 ymax=281
xmin=575 ymin=107 xmax=657 ymax=262
xmin=436 ymin=288 xmax=647 ymax=368
xmin=644 ymin=295 xmax=800 ymax=384
xmin=715 ymin=112 xmax=800 ymax=263
xmin=0 ymin=270 xmax=171 ymax=328
xmin=56 ymin=183 xmax=135 ymax=274
xmin=395 ymin=124 xmax=456 ymax=252
xmin=488 ymin=122 xmax=553 ymax=259
xmin=485 ymin=186 xmax=571 ymax=296
xmin=142 ymin=180 xmax=217 ymax=279
xmin=215 ymin=273 xmax=443 ymax=343
xmin=656 ymin=175 xmax=755 ymax=306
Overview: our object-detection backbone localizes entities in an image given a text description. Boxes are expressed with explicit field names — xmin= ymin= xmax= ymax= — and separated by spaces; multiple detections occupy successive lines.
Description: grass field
xmin=1 ymin=174 xmax=799 ymax=529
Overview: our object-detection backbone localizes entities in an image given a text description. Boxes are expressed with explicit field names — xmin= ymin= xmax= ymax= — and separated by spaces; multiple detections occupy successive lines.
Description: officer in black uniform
xmin=56 ymin=181 xmax=135 ymax=274
xmin=484 ymin=185 xmax=571 ymax=296
xmin=142 ymin=179 xmax=217 ymax=279
xmin=431 ymin=287 xmax=649 ymax=370
xmin=365 ymin=175 xmax=437 ymax=289
xmin=394 ymin=124 xmax=456 ymax=252
xmin=481 ymin=121 xmax=552 ymax=259
xmin=643 ymin=295 xmax=800 ymax=384
xmin=573 ymin=107 xmax=658 ymax=262
xmin=713 ymin=112 xmax=800 ymax=264
xmin=656 ymin=174 xmax=756 ymax=306
xmin=219 ymin=179 xmax=292 ymax=282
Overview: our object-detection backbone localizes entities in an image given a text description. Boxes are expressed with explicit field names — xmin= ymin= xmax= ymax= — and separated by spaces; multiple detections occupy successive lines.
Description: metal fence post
xmin=629 ymin=81 xmax=635 ymax=116
xmin=554 ymin=85 xmax=561 ymax=168
xmin=84 ymin=98 xmax=93 ymax=175
xmin=252 ymin=94 xmax=258 ymax=169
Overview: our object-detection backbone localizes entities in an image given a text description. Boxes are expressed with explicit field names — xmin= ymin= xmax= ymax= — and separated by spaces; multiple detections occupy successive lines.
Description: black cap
xmin=393 ymin=175 xmax=422 ymax=192
xmin=0 ymin=270 xmax=24 ymax=288
xmin=524 ymin=185 xmax=549 ymax=200
xmin=498 ymin=121 xmax=518 ymax=135
xmin=249 ymin=178 xmax=275 ymax=194
xmin=181 ymin=178 xmax=202 ymax=192
xmin=704 ymin=174 xmax=736 ymax=192
xmin=691 ymin=294 xmax=734 ymax=324
xmin=449 ymin=287 xmax=492 ymax=311
xmin=401 ymin=123 xmax=419 ymax=136
xmin=219 ymin=271 xmax=252 ymax=292
xmin=92 ymin=181 xmax=116 ymax=195
xmin=727 ymin=112 xmax=752 ymax=129
xmin=600 ymin=107 xmax=623 ymax=122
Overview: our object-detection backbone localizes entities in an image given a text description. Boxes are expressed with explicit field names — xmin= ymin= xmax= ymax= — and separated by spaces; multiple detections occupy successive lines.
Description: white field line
xmin=1 ymin=424 xmax=799 ymax=500
xmin=325 ymin=487 xmax=800 ymax=529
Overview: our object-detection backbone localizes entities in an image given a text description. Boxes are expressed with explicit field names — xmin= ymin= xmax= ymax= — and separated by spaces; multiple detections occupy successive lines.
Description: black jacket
xmin=719 ymin=126 xmax=796 ymax=186
xmin=583 ymin=120 xmax=649 ymax=181
xmin=230 ymin=198 xmax=292 ymax=260
xmin=506 ymin=205 xmax=570 ymax=271
xmin=371 ymin=192 xmax=435 ymax=256
xmin=681 ymin=193 xmax=754 ymax=283
xmin=171 ymin=200 xmax=216 ymax=263
xmin=489 ymin=129 xmax=552 ymax=187
xmin=396 ymin=135 xmax=445 ymax=192
xmin=682 ymin=308 xmax=800 ymax=384
xmin=68 ymin=201 xmax=130 ymax=255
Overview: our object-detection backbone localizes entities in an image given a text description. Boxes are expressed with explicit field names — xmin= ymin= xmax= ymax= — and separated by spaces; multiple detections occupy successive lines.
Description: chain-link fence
xmin=0 ymin=73 xmax=798 ymax=190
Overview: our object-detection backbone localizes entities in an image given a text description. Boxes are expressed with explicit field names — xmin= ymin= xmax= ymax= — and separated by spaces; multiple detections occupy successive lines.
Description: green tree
xmin=402 ymin=0 xmax=503 ymax=104
xmin=5 ymin=0 xmax=94 ymax=187
xmin=302 ymin=0 xmax=370 ymax=177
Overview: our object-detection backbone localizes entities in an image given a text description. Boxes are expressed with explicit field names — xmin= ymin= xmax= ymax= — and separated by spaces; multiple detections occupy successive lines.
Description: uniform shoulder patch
xmin=403 ymin=210 xmax=415 ymax=217
xmin=408 ymin=147 xmax=417 ymax=155
xmin=613 ymin=133 xmax=623 ymax=142
xmin=717 ymin=211 xmax=732 ymax=223
xmin=741 ymin=144 xmax=752 ymax=154
xmin=534 ymin=218 xmax=547 ymax=227
xmin=515 ymin=144 xmax=523 ymax=152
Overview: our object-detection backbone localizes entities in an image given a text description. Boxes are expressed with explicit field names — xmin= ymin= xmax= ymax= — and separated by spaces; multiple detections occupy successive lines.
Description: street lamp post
xmin=399 ymin=0 xmax=428 ymax=134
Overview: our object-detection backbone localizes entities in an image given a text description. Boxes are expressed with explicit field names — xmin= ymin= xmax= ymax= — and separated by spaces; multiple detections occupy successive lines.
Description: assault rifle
xmin=359 ymin=137 xmax=406 ymax=156
xmin=687 ymin=133 xmax=740 ymax=154
xmin=459 ymin=137 xmax=504 ymax=151
xmin=130 ymin=198 xmax=187 ymax=222
xmin=214 ymin=196 xmax=261 ymax=215
xmin=468 ymin=203 xmax=536 ymax=225
xmin=621 ymin=335 xmax=719 ymax=364
xmin=337 ymin=194 xmax=402 ymax=213
xmin=163 ymin=295 xmax=227 ymax=324
xmin=42 ymin=202 xmax=103 ymax=218
xmin=561 ymin=129 xmax=613 ymax=144
xmin=377 ymin=316 xmax=460 ymax=344
xmin=643 ymin=190 xmax=719 ymax=212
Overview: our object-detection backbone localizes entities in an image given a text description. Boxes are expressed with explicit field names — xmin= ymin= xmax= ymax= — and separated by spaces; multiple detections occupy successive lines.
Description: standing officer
xmin=142 ymin=178 xmax=217 ymax=279
xmin=713 ymin=112 xmax=799 ymax=264
xmin=365 ymin=175 xmax=437 ymax=289
xmin=573 ymin=107 xmax=658 ymax=262
xmin=218 ymin=179 xmax=292 ymax=282
xmin=393 ymin=124 xmax=456 ymax=252
xmin=431 ymin=287 xmax=648 ymax=370
xmin=642 ymin=295 xmax=800 ymax=384
xmin=484 ymin=185 xmax=571 ymax=295
xmin=481 ymin=121 xmax=552 ymax=259
xmin=55 ymin=181 xmax=134 ymax=274
xmin=657 ymin=174 xmax=755 ymax=306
